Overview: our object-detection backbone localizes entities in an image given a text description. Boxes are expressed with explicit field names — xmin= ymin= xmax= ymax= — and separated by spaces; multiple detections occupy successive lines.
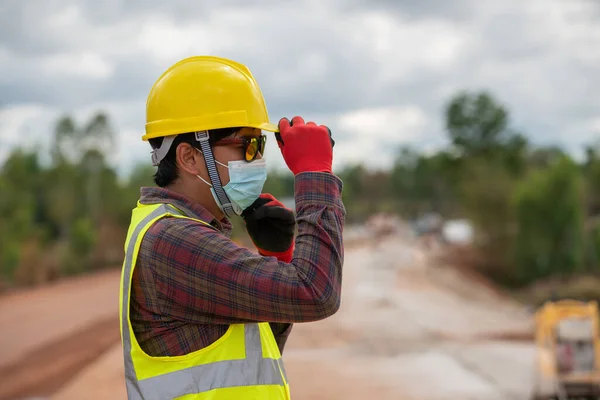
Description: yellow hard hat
xmin=143 ymin=55 xmax=278 ymax=141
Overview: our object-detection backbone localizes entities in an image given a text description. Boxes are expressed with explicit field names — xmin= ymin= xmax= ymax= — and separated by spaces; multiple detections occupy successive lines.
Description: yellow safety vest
xmin=119 ymin=202 xmax=291 ymax=399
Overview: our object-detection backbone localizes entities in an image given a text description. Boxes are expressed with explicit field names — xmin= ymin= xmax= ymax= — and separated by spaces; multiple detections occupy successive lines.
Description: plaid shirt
xmin=130 ymin=172 xmax=345 ymax=357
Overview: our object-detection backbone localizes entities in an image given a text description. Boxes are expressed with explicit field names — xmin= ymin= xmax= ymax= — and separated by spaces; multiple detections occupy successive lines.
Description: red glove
xmin=275 ymin=116 xmax=335 ymax=175
xmin=242 ymin=193 xmax=296 ymax=263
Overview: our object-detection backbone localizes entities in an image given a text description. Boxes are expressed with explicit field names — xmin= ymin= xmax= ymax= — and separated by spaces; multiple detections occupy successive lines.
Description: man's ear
xmin=176 ymin=143 xmax=202 ymax=175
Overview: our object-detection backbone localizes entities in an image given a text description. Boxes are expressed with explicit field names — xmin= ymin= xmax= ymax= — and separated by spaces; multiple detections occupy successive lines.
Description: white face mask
xmin=197 ymin=157 xmax=268 ymax=215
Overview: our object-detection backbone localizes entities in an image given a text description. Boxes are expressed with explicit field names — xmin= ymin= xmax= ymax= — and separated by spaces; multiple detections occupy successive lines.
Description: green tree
xmin=117 ymin=164 xmax=157 ymax=222
xmin=458 ymin=157 xmax=520 ymax=283
xmin=80 ymin=113 xmax=114 ymax=225
xmin=513 ymin=155 xmax=585 ymax=285
xmin=262 ymin=168 xmax=294 ymax=199
xmin=0 ymin=150 xmax=43 ymax=280
xmin=336 ymin=164 xmax=394 ymax=222
xmin=502 ymin=133 xmax=529 ymax=176
xmin=391 ymin=149 xmax=461 ymax=218
xmin=51 ymin=116 xmax=77 ymax=165
xmin=528 ymin=145 xmax=566 ymax=170
xmin=338 ymin=164 xmax=365 ymax=203
xmin=443 ymin=90 xmax=530 ymax=282
xmin=446 ymin=91 xmax=510 ymax=158
xmin=445 ymin=91 xmax=529 ymax=178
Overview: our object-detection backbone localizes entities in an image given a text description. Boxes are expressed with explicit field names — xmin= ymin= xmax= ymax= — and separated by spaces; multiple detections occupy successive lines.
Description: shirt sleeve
xmin=142 ymin=172 xmax=346 ymax=325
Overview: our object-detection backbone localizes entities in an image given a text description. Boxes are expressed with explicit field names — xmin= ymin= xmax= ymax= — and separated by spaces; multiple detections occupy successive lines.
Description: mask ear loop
xmin=195 ymin=131 xmax=240 ymax=217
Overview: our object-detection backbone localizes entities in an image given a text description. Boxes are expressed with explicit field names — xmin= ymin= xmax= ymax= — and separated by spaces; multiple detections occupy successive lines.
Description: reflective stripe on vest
xmin=120 ymin=204 xmax=289 ymax=399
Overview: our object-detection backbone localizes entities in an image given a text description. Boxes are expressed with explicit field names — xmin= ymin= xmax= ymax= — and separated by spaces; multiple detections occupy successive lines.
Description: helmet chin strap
xmin=195 ymin=131 xmax=239 ymax=218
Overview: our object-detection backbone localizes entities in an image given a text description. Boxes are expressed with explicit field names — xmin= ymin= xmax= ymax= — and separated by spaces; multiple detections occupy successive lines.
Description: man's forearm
xmin=147 ymin=172 xmax=346 ymax=324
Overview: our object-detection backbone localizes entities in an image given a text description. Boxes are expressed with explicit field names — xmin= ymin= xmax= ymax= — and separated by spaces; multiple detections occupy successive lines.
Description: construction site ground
xmin=0 ymin=229 xmax=537 ymax=400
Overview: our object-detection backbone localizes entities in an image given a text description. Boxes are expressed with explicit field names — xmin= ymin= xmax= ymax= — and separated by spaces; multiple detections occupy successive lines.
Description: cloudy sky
xmin=1 ymin=0 xmax=599 ymax=176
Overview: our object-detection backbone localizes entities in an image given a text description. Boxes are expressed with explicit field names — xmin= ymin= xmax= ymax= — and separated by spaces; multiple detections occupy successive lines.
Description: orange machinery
xmin=531 ymin=299 xmax=600 ymax=400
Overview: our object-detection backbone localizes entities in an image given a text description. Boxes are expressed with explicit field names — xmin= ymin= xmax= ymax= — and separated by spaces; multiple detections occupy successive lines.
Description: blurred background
xmin=1 ymin=0 xmax=600 ymax=399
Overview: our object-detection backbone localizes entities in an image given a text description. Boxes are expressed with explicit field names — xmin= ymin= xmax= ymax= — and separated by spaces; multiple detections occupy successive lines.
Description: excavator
xmin=532 ymin=299 xmax=600 ymax=400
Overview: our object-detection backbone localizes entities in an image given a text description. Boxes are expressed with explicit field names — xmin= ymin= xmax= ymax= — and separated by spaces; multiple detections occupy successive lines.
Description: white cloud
xmin=351 ymin=11 xmax=469 ymax=80
xmin=46 ymin=4 xmax=82 ymax=29
xmin=0 ymin=104 xmax=57 ymax=145
xmin=42 ymin=52 xmax=114 ymax=79
xmin=137 ymin=18 xmax=215 ymax=62
xmin=333 ymin=105 xmax=430 ymax=169
xmin=589 ymin=118 xmax=600 ymax=133
xmin=337 ymin=106 xmax=427 ymax=141
xmin=0 ymin=104 xmax=58 ymax=165
xmin=0 ymin=0 xmax=599 ymax=175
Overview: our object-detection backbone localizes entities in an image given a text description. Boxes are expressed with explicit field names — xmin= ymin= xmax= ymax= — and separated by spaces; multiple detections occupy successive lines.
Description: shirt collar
xmin=139 ymin=186 xmax=232 ymax=235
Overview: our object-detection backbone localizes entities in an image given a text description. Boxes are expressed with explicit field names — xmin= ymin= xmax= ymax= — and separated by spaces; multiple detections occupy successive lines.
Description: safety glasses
xmin=214 ymin=134 xmax=267 ymax=162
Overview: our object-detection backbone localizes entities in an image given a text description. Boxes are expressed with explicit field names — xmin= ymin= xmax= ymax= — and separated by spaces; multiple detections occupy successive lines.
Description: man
xmin=119 ymin=55 xmax=345 ymax=399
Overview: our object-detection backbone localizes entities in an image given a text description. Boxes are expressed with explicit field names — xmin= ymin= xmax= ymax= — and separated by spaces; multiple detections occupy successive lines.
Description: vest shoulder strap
xmin=159 ymin=203 xmax=217 ymax=231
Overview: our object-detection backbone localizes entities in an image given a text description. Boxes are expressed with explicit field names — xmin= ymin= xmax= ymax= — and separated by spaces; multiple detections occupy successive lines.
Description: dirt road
xmin=0 ymin=269 xmax=121 ymax=400
xmin=1 ymin=231 xmax=536 ymax=400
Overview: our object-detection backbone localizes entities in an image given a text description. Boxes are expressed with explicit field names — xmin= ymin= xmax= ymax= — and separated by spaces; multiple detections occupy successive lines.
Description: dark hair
xmin=149 ymin=128 xmax=239 ymax=187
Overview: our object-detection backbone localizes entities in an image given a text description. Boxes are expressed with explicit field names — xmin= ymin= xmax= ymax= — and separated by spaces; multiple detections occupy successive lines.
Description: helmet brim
xmin=141 ymin=121 xmax=280 ymax=142
xmin=258 ymin=122 xmax=279 ymax=133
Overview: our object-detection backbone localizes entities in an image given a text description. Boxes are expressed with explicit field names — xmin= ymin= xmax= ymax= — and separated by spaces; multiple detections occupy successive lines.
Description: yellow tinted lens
xmin=246 ymin=139 xmax=258 ymax=161
xmin=259 ymin=136 xmax=266 ymax=155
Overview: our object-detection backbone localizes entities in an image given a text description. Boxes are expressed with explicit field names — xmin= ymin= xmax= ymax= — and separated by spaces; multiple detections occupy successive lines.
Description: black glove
xmin=242 ymin=193 xmax=296 ymax=261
